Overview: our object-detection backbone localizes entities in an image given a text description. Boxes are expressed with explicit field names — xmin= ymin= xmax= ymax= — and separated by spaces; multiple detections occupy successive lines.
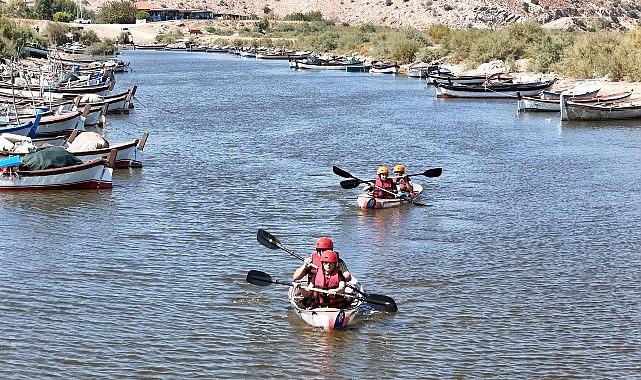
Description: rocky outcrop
xmin=86 ymin=0 xmax=641 ymax=30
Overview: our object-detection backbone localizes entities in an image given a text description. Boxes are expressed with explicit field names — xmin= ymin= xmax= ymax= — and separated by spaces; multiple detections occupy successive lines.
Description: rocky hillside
xmin=92 ymin=0 xmax=641 ymax=30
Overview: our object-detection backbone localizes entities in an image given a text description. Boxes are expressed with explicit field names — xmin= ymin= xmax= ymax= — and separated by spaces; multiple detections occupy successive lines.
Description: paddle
xmin=334 ymin=166 xmax=429 ymax=207
xmin=257 ymin=228 xmax=313 ymax=266
xmin=246 ymin=270 xmax=397 ymax=312
xmin=256 ymin=229 xmax=398 ymax=312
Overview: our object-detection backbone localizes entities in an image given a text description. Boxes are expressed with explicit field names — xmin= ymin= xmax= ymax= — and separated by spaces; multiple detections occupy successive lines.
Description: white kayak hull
xmin=357 ymin=184 xmax=424 ymax=209
xmin=288 ymin=278 xmax=364 ymax=330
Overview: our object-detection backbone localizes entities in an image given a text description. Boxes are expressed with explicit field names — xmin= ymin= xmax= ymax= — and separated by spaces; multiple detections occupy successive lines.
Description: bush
xmin=427 ymin=24 xmax=449 ymax=44
xmin=52 ymin=11 xmax=73 ymax=22
xmin=44 ymin=22 xmax=70 ymax=45
xmin=154 ymin=30 xmax=184 ymax=43
xmin=255 ymin=16 xmax=270 ymax=34
xmin=85 ymin=40 xmax=117 ymax=55
xmin=76 ymin=29 xmax=100 ymax=45
xmin=136 ymin=10 xmax=149 ymax=20
xmin=117 ymin=31 xmax=131 ymax=44
xmin=97 ymin=0 xmax=136 ymax=24
xmin=0 ymin=16 xmax=46 ymax=57
xmin=1 ymin=0 xmax=32 ymax=18
xmin=284 ymin=10 xmax=323 ymax=21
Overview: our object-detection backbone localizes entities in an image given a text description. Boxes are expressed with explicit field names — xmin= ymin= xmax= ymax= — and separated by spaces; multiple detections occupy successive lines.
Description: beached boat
xmin=0 ymin=150 xmax=115 ymax=190
xmin=428 ymin=72 xmax=500 ymax=85
xmin=436 ymin=79 xmax=557 ymax=99
xmin=560 ymin=94 xmax=641 ymax=121
xmin=135 ymin=44 xmax=167 ymax=50
xmin=539 ymin=81 xmax=602 ymax=100
xmin=517 ymin=91 xmax=633 ymax=113
xmin=288 ymin=277 xmax=364 ymax=330
xmin=292 ymin=57 xmax=365 ymax=71
xmin=356 ymin=184 xmax=424 ymax=209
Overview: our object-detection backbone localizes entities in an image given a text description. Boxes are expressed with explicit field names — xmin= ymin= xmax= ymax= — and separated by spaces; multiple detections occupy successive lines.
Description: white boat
xmin=369 ymin=63 xmax=398 ymax=74
xmin=66 ymin=131 xmax=148 ymax=168
xmin=288 ymin=277 xmax=364 ymax=330
xmin=0 ymin=151 xmax=114 ymax=191
xmin=517 ymin=91 xmax=633 ymax=113
xmin=356 ymin=184 xmax=424 ymax=209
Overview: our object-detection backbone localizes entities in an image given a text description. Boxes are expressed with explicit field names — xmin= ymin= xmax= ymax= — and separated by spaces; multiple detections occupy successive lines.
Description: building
xmin=133 ymin=1 xmax=247 ymax=22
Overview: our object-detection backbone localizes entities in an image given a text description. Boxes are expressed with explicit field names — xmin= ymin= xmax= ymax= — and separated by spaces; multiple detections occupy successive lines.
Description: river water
xmin=1 ymin=51 xmax=640 ymax=378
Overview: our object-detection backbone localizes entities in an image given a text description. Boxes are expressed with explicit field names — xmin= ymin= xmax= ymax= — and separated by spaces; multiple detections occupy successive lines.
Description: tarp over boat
xmin=21 ymin=146 xmax=82 ymax=170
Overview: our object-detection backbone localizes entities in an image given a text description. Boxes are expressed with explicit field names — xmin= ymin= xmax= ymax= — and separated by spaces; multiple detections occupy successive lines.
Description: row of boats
xmin=0 ymin=53 xmax=146 ymax=190
xmin=154 ymin=43 xmax=640 ymax=119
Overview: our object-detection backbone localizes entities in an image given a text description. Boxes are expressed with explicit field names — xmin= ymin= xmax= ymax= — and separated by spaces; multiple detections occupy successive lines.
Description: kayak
xmin=288 ymin=277 xmax=364 ymax=330
xmin=356 ymin=184 xmax=424 ymax=209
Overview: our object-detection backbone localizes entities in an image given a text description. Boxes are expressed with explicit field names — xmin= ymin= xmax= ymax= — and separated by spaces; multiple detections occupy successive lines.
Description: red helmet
xmin=315 ymin=237 xmax=333 ymax=250
xmin=320 ymin=250 xmax=338 ymax=263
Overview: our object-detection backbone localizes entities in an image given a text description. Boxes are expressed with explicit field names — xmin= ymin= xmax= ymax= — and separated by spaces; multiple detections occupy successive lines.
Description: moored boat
xmin=357 ymin=184 xmax=424 ymax=209
xmin=560 ymin=94 xmax=641 ymax=121
xmin=436 ymin=79 xmax=557 ymax=99
xmin=517 ymin=91 xmax=633 ymax=113
xmin=288 ymin=277 xmax=364 ymax=330
xmin=0 ymin=149 xmax=115 ymax=190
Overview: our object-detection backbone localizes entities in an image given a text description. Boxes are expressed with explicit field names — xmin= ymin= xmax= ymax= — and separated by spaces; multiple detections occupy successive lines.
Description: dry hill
xmin=85 ymin=0 xmax=641 ymax=29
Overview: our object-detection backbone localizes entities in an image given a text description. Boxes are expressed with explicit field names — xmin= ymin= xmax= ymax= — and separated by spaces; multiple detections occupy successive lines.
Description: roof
xmin=134 ymin=1 xmax=157 ymax=10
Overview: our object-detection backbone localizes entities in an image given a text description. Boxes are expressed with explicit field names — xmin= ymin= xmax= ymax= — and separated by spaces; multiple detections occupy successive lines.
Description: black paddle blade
xmin=340 ymin=179 xmax=362 ymax=189
xmin=423 ymin=168 xmax=442 ymax=177
xmin=332 ymin=166 xmax=354 ymax=179
xmin=364 ymin=293 xmax=398 ymax=312
xmin=256 ymin=229 xmax=281 ymax=250
xmin=246 ymin=270 xmax=274 ymax=286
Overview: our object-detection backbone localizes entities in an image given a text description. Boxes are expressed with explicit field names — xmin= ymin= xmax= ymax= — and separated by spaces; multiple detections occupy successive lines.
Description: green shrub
xmin=155 ymin=30 xmax=184 ymax=43
xmin=117 ymin=31 xmax=131 ymax=44
xmin=44 ymin=22 xmax=70 ymax=45
xmin=85 ymin=40 xmax=117 ymax=55
xmin=52 ymin=11 xmax=73 ymax=22
xmin=1 ymin=0 xmax=32 ymax=18
xmin=0 ymin=16 xmax=45 ymax=57
xmin=136 ymin=11 xmax=149 ymax=20
xmin=255 ymin=16 xmax=270 ymax=34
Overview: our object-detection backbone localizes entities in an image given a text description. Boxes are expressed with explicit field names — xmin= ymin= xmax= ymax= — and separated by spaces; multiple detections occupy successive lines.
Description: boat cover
xmin=67 ymin=132 xmax=109 ymax=153
xmin=21 ymin=147 xmax=82 ymax=171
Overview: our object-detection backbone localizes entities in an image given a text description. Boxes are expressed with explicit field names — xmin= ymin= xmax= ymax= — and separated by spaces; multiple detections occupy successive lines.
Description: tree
xmin=136 ymin=10 xmax=149 ymax=20
xmin=1 ymin=0 xmax=32 ymax=18
xmin=34 ymin=0 xmax=54 ymax=19
xmin=44 ymin=21 xmax=70 ymax=45
xmin=255 ymin=16 xmax=269 ymax=34
xmin=97 ymin=0 xmax=136 ymax=24
xmin=53 ymin=0 xmax=77 ymax=17
xmin=52 ymin=11 xmax=73 ymax=22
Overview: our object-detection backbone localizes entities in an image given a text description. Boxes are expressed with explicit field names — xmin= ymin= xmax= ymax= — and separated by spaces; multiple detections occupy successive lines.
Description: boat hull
xmin=437 ymin=80 xmax=556 ymax=98
xmin=0 ymin=159 xmax=112 ymax=190
xmin=357 ymin=184 xmax=424 ymax=209
xmin=288 ymin=278 xmax=364 ymax=330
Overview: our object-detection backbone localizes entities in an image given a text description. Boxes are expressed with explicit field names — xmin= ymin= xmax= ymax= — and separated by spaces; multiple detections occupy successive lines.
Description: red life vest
xmin=305 ymin=251 xmax=322 ymax=283
xmin=372 ymin=177 xmax=397 ymax=199
xmin=312 ymin=266 xmax=345 ymax=308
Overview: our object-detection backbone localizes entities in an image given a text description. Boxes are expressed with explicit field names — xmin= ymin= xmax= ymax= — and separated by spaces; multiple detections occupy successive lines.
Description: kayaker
xmin=392 ymin=164 xmax=415 ymax=196
xmin=292 ymin=237 xmax=351 ymax=283
xmin=364 ymin=166 xmax=397 ymax=199
xmin=308 ymin=250 xmax=347 ymax=308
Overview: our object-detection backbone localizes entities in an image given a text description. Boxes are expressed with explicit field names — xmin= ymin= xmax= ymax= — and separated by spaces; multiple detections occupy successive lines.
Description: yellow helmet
xmin=393 ymin=164 xmax=405 ymax=174
xmin=377 ymin=166 xmax=389 ymax=175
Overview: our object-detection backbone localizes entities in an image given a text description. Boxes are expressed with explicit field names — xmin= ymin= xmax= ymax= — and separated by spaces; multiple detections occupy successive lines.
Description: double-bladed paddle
xmin=246 ymin=270 xmax=398 ymax=312
xmin=256 ymin=229 xmax=398 ymax=312
xmin=333 ymin=166 xmax=431 ymax=207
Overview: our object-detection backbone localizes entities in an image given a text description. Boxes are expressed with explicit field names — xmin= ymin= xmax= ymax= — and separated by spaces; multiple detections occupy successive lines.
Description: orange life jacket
xmin=373 ymin=177 xmax=397 ymax=199
xmin=312 ymin=267 xmax=345 ymax=308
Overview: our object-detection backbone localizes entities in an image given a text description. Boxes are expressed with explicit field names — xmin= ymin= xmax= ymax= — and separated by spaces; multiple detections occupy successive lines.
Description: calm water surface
xmin=1 ymin=51 xmax=640 ymax=378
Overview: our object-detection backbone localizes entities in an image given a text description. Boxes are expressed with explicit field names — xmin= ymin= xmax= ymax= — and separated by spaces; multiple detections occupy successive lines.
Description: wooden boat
xmin=65 ymin=131 xmax=148 ymax=168
xmin=369 ymin=62 xmax=398 ymax=74
xmin=135 ymin=44 xmax=167 ymax=50
xmin=288 ymin=277 xmax=364 ymax=330
xmin=517 ymin=91 xmax=633 ymax=113
xmin=357 ymin=184 xmax=424 ymax=209
xmin=540 ymin=81 xmax=602 ymax=100
xmin=292 ymin=57 xmax=365 ymax=71
xmin=0 ymin=109 xmax=85 ymax=138
xmin=0 ymin=150 xmax=115 ymax=190
xmin=436 ymin=79 xmax=557 ymax=99
xmin=0 ymin=114 xmax=41 ymax=137
xmin=560 ymin=94 xmax=641 ymax=121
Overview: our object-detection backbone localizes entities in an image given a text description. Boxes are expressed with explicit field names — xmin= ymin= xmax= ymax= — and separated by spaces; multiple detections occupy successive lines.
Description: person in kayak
xmin=309 ymin=250 xmax=347 ymax=308
xmin=392 ymin=163 xmax=415 ymax=196
xmin=292 ymin=236 xmax=351 ymax=283
xmin=364 ymin=166 xmax=398 ymax=199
